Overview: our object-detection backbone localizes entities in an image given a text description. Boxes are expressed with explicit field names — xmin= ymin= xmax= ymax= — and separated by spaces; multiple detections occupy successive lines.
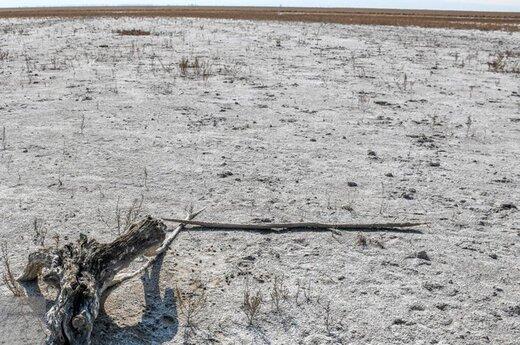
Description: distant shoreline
xmin=0 ymin=6 xmax=518 ymax=31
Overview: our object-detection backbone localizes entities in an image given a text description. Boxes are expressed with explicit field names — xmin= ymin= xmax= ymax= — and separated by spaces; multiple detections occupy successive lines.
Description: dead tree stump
xmin=17 ymin=216 xmax=167 ymax=345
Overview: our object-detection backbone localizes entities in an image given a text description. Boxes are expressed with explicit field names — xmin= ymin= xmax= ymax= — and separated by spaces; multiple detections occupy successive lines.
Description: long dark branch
xmin=161 ymin=218 xmax=426 ymax=232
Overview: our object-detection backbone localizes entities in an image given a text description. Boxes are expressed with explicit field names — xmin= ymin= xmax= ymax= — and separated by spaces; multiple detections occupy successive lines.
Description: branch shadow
xmin=92 ymin=252 xmax=179 ymax=345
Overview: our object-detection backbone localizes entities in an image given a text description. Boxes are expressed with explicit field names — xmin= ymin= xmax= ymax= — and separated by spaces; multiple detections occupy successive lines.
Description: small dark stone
xmin=489 ymin=253 xmax=498 ymax=259
xmin=393 ymin=318 xmax=406 ymax=325
xmin=242 ymin=255 xmax=256 ymax=261
xmin=310 ymin=138 xmax=316 ymax=142
xmin=409 ymin=304 xmax=425 ymax=311
xmin=385 ymin=172 xmax=394 ymax=177
xmin=423 ymin=282 xmax=444 ymax=291
xmin=436 ymin=303 xmax=449 ymax=311
xmin=347 ymin=182 xmax=358 ymax=187
xmin=429 ymin=161 xmax=440 ymax=167
xmin=401 ymin=193 xmax=414 ymax=200
xmin=367 ymin=150 xmax=377 ymax=157
xmin=217 ymin=171 xmax=233 ymax=178
xmin=505 ymin=305 xmax=520 ymax=316
xmin=416 ymin=251 xmax=431 ymax=261
xmin=500 ymin=203 xmax=517 ymax=210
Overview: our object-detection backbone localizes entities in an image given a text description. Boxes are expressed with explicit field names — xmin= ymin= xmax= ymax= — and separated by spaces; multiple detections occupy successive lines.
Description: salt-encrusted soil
xmin=0 ymin=16 xmax=519 ymax=344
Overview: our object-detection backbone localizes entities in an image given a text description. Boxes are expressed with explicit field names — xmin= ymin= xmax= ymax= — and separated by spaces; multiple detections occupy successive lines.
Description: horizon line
xmin=0 ymin=5 xmax=519 ymax=14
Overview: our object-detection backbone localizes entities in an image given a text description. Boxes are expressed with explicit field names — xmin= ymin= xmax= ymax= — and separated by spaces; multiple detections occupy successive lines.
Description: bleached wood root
xmin=18 ymin=217 xmax=168 ymax=345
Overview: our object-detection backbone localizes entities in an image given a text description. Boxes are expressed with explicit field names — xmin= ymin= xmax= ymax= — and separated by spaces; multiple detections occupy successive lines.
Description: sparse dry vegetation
xmin=115 ymin=28 xmax=151 ymax=36
xmin=31 ymin=217 xmax=47 ymax=247
xmin=178 ymin=57 xmax=189 ymax=76
xmin=1 ymin=242 xmax=24 ymax=297
xmin=97 ymin=195 xmax=146 ymax=235
xmin=175 ymin=282 xmax=207 ymax=330
xmin=356 ymin=233 xmax=385 ymax=248
xmin=270 ymin=275 xmax=289 ymax=313
xmin=1 ymin=126 xmax=5 ymax=150
xmin=488 ymin=50 xmax=520 ymax=73
xmin=178 ymin=56 xmax=212 ymax=79
xmin=356 ymin=233 xmax=368 ymax=247
xmin=0 ymin=50 xmax=8 ymax=61
xmin=242 ymin=282 xmax=262 ymax=326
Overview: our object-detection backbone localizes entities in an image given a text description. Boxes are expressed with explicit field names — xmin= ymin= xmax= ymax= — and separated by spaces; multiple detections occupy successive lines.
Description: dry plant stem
xmin=243 ymin=283 xmax=262 ymax=326
xmin=162 ymin=218 xmax=426 ymax=231
xmin=1 ymin=126 xmax=5 ymax=150
xmin=1 ymin=243 xmax=24 ymax=297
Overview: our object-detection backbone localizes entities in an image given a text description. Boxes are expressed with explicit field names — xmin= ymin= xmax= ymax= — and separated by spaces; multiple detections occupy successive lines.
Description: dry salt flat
xmin=0 ymin=16 xmax=519 ymax=344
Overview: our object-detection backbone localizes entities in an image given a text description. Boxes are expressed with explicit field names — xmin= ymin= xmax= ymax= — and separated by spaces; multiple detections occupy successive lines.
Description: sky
xmin=0 ymin=1 xmax=519 ymax=12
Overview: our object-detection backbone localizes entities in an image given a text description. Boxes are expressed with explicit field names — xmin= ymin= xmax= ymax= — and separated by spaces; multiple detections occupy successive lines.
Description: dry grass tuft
xmin=270 ymin=275 xmax=289 ymax=313
xmin=242 ymin=282 xmax=262 ymax=326
xmin=1 ymin=126 xmax=5 ymax=150
xmin=356 ymin=233 xmax=368 ymax=247
xmin=356 ymin=234 xmax=385 ymax=249
xmin=488 ymin=51 xmax=520 ymax=73
xmin=488 ymin=53 xmax=507 ymax=72
xmin=175 ymin=283 xmax=207 ymax=328
xmin=0 ymin=50 xmax=9 ymax=61
xmin=1 ymin=242 xmax=24 ymax=297
xmin=32 ymin=218 xmax=47 ymax=247
xmin=178 ymin=57 xmax=189 ymax=77
xmin=178 ymin=57 xmax=212 ymax=79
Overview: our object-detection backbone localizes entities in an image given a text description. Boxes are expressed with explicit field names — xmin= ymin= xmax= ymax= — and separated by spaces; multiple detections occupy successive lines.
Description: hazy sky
xmin=0 ymin=1 xmax=519 ymax=11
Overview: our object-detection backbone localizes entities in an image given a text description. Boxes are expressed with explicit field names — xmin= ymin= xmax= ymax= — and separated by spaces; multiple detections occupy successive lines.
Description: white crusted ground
xmin=0 ymin=16 xmax=519 ymax=344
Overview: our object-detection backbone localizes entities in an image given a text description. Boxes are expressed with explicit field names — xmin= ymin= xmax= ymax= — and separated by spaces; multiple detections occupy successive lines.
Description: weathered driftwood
xmin=17 ymin=216 xmax=169 ymax=345
xmin=16 ymin=210 xmax=422 ymax=344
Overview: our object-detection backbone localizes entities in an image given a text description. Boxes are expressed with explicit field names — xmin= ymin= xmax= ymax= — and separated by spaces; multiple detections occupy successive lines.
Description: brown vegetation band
xmin=0 ymin=7 xmax=519 ymax=31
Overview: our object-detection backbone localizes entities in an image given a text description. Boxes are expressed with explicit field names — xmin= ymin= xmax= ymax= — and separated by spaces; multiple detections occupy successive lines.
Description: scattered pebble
xmin=500 ymin=203 xmax=517 ymax=210
xmin=416 ymin=250 xmax=431 ymax=261
xmin=217 ymin=171 xmax=233 ymax=178
xmin=505 ymin=305 xmax=520 ymax=316
xmin=401 ymin=192 xmax=414 ymax=200
xmin=423 ymin=282 xmax=444 ymax=291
